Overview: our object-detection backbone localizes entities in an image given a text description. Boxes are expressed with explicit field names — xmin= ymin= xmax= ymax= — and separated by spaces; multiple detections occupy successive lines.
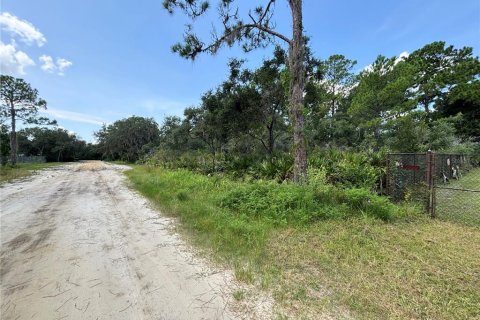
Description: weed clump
xmin=220 ymin=180 xmax=401 ymax=224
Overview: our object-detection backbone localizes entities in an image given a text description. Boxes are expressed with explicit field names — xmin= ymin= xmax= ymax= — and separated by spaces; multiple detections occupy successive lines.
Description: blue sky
xmin=1 ymin=0 xmax=479 ymax=142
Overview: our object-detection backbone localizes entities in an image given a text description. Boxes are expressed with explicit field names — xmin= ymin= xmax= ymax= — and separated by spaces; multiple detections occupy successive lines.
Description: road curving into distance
xmin=0 ymin=162 xmax=263 ymax=319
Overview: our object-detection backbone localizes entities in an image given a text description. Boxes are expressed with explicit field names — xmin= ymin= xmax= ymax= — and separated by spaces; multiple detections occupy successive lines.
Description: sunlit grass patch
xmin=270 ymin=217 xmax=480 ymax=319
xmin=0 ymin=162 xmax=65 ymax=183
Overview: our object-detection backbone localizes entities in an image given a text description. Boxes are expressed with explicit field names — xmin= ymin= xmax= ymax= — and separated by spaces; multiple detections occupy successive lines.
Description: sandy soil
xmin=0 ymin=162 xmax=269 ymax=319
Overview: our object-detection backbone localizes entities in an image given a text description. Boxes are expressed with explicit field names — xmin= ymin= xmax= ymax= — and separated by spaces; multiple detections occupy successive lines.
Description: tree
xmin=306 ymin=54 xmax=357 ymax=148
xmin=159 ymin=116 xmax=192 ymax=152
xmin=0 ymin=124 xmax=10 ymax=165
xmin=95 ymin=116 xmax=161 ymax=162
xmin=163 ymin=0 xmax=308 ymax=182
xmin=406 ymin=41 xmax=480 ymax=115
xmin=183 ymin=96 xmax=231 ymax=169
xmin=349 ymin=55 xmax=414 ymax=150
xmin=216 ymin=53 xmax=289 ymax=158
xmin=437 ymin=80 xmax=480 ymax=142
xmin=384 ymin=112 xmax=427 ymax=152
xmin=0 ymin=75 xmax=54 ymax=165
xmin=319 ymin=55 xmax=357 ymax=117
xmin=18 ymin=127 xmax=91 ymax=162
xmin=247 ymin=50 xmax=289 ymax=157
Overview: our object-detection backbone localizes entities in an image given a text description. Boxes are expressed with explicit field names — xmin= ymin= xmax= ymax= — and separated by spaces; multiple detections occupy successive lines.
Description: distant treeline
xmin=0 ymin=126 xmax=101 ymax=163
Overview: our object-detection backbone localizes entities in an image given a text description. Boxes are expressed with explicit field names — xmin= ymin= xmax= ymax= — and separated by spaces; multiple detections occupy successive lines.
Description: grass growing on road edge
xmin=0 ymin=162 xmax=65 ymax=183
xmin=126 ymin=166 xmax=480 ymax=319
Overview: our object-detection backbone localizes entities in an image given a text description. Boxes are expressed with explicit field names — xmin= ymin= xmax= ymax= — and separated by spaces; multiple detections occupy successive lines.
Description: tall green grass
xmin=126 ymin=167 xmax=412 ymax=258
xmin=125 ymin=166 xmax=479 ymax=319
xmin=126 ymin=167 xmax=274 ymax=261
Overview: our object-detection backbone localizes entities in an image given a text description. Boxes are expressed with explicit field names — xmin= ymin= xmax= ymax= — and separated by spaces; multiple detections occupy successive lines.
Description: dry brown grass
xmin=75 ymin=161 xmax=106 ymax=171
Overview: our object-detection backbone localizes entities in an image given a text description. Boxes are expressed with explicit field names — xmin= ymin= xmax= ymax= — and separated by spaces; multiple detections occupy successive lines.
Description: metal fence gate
xmin=386 ymin=152 xmax=479 ymax=225
xmin=432 ymin=154 xmax=480 ymax=225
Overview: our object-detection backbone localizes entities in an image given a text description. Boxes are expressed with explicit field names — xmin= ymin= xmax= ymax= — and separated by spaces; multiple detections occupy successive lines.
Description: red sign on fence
xmin=401 ymin=165 xmax=420 ymax=171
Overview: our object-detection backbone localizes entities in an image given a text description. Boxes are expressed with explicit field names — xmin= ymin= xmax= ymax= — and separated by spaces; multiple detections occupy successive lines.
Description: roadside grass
xmin=435 ymin=167 xmax=480 ymax=226
xmin=126 ymin=166 xmax=480 ymax=319
xmin=0 ymin=162 xmax=65 ymax=183
xmin=270 ymin=218 xmax=480 ymax=319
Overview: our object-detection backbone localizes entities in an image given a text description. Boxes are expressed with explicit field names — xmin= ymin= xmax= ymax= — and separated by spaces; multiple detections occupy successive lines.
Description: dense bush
xmin=253 ymin=156 xmax=293 ymax=181
xmin=95 ymin=116 xmax=160 ymax=162
xmin=220 ymin=176 xmax=403 ymax=224
xmin=309 ymin=149 xmax=383 ymax=190
xmin=142 ymin=149 xmax=221 ymax=173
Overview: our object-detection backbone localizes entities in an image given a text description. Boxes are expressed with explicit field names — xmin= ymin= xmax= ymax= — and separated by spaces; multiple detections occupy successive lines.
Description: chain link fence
xmin=17 ymin=155 xmax=46 ymax=164
xmin=434 ymin=155 xmax=479 ymax=226
xmin=386 ymin=152 xmax=479 ymax=225
xmin=386 ymin=153 xmax=428 ymax=202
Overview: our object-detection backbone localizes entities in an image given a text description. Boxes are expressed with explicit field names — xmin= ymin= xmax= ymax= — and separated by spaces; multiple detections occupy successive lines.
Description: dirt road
xmin=0 ymin=162 xmax=252 ymax=319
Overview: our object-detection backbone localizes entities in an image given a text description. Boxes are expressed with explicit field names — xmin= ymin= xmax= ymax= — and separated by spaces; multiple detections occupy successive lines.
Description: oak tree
xmin=94 ymin=116 xmax=161 ymax=162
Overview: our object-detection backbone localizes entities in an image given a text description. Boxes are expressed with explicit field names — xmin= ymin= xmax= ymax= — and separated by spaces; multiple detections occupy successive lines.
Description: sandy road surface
xmin=0 ymin=162 xmax=251 ymax=320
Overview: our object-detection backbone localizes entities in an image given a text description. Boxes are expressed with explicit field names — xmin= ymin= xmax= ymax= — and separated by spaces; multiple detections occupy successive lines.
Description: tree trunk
xmin=423 ymin=98 xmax=430 ymax=114
xmin=267 ymin=116 xmax=275 ymax=158
xmin=10 ymin=103 xmax=17 ymax=165
xmin=288 ymin=0 xmax=307 ymax=183
xmin=57 ymin=148 xmax=63 ymax=162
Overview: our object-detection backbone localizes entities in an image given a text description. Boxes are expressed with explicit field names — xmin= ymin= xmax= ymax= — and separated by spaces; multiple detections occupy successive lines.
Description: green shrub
xmin=223 ymin=155 xmax=261 ymax=178
xmin=309 ymin=149 xmax=382 ymax=190
xmin=143 ymin=149 xmax=222 ymax=174
xmin=254 ymin=155 xmax=293 ymax=181
xmin=340 ymin=188 xmax=398 ymax=221
xmin=221 ymin=178 xmax=403 ymax=223
xmin=176 ymin=190 xmax=189 ymax=201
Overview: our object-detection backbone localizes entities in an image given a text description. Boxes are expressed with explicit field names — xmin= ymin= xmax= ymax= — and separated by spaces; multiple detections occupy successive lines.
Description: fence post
xmin=426 ymin=151 xmax=436 ymax=217
xmin=386 ymin=154 xmax=390 ymax=196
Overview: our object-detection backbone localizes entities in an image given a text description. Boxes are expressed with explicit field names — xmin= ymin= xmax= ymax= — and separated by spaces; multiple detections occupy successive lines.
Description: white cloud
xmin=362 ymin=51 xmax=410 ymax=73
xmin=395 ymin=51 xmax=409 ymax=64
xmin=58 ymin=125 xmax=76 ymax=136
xmin=39 ymin=55 xmax=73 ymax=75
xmin=40 ymin=107 xmax=105 ymax=126
xmin=0 ymin=12 xmax=46 ymax=47
xmin=0 ymin=12 xmax=72 ymax=76
xmin=39 ymin=55 xmax=55 ymax=73
xmin=0 ymin=41 xmax=35 ymax=75
xmin=56 ymin=58 xmax=73 ymax=75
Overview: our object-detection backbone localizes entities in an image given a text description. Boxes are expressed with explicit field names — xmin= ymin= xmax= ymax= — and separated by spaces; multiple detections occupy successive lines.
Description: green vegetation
xmin=271 ymin=218 xmax=480 ymax=319
xmin=95 ymin=116 xmax=160 ymax=162
xmin=436 ymin=168 xmax=480 ymax=225
xmin=0 ymin=75 xmax=54 ymax=165
xmin=2 ymin=8 xmax=478 ymax=318
xmin=17 ymin=127 xmax=98 ymax=162
xmin=1 ymin=77 xmax=98 ymax=165
xmin=164 ymin=0 xmax=310 ymax=182
xmin=144 ymin=41 xmax=479 ymax=179
xmin=0 ymin=162 xmax=65 ymax=183
xmin=126 ymin=166 xmax=480 ymax=319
